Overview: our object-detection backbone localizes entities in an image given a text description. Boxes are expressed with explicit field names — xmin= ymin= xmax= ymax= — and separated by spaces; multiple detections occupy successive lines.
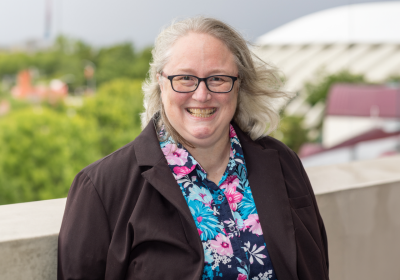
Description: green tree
xmin=95 ymin=43 xmax=152 ymax=84
xmin=305 ymin=70 xmax=366 ymax=105
xmin=131 ymin=47 xmax=153 ymax=79
xmin=78 ymin=79 xmax=144 ymax=155
xmin=33 ymin=36 xmax=97 ymax=92
xmin=272 ymin=114 xmax=308 ymax=153
xmin=0 ymin=52 xmax=31 ymax=77
xmin=386 ymin=75 xmax=400 ymax=83
xmin=0 ymin=107 xmax=101 ymax=205
xmin=0 ymin=36 xmax=152 ymax=92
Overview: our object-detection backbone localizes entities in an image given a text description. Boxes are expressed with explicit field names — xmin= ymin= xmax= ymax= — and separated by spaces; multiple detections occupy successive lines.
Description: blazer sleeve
xmin=58 ymin=171 xmax=111 ymax=280
xmin=296 ymin=153 xmax=329 ymax=274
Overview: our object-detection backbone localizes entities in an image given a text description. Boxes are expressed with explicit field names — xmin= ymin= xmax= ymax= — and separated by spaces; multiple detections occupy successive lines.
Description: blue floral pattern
xmin=159 ymin=125 xmax=277 ymax=280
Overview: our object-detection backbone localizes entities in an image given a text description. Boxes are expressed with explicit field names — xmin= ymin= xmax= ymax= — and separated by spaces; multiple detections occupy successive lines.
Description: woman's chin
xmin=187 ymin=129 xmax=214 ymax=141
xmin=183 ymin=126 xmax=229 ymax=147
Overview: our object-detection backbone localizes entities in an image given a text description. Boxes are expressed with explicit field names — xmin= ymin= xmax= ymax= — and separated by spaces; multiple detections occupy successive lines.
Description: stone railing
xmin=0 ymin=198 xmax=66 ymax=279
xmin=308 ymin=155 xmax=400 ymax=279
xmin=1 ymin=155 xmax=400 ymax=279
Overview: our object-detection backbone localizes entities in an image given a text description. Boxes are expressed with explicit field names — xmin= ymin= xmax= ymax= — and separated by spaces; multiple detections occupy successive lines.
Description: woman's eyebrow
xmin=173 ymin=68 xmax=196 ymax=74
xmin=173 ymin=68 xmax=234 ymax=76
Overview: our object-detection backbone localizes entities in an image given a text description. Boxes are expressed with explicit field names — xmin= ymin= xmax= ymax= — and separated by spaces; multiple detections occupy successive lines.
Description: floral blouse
xmin=159 ymin=125 xmax=277 ymax=280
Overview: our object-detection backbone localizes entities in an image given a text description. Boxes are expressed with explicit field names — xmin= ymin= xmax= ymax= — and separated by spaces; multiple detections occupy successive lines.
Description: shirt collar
xmin=159 ymin=124 xmax=247 ymax=179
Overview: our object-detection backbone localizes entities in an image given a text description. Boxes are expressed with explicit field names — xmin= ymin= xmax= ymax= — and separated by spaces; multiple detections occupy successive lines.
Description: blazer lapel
xmin=133 ymin=121 xmax=203 ymax=256
xmin=234 ymin=123 xmax=298 ymax=280
xmin=140 ymin=162 xmax=196 ymax=228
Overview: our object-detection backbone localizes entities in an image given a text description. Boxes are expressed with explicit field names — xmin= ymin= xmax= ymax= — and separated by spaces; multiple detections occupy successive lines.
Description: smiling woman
xmin=58 ymin=16 xmax=329 ymax=280
xmin=159 ymin=32 xmax=239 ymax=157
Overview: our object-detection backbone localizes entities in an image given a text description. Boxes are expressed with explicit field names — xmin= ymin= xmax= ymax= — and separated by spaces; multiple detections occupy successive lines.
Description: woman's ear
xmin=156 ymin=73 xmax=163 ymax=91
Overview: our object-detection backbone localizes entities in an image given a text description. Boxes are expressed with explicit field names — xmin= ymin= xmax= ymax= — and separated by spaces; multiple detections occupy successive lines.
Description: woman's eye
xmin=210 ymin=77 xmax=222 ymax=82
xmin=181 ymin=76 xmax=192 ymax=81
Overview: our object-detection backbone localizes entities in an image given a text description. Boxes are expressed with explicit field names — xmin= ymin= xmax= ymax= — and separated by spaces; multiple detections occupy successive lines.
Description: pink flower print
xmin=229 ymin=124 xmax=237 ymax=138
xmin=173 ymin=165 xmax=196 ymax=179
xmin=220 ymin=175 xmax=239 ymax=191
xmin=197 ymin=228 xmax=203 ymax=236
xmin=224 ymin=186 xmax=243 ymax=211
xmin=210 ymin=233 xmax=233 ymax=256
xmin=244 ymin=214 xmax=263 ymax=236
xmin=237 ymin=274 xmax=247 ymax=280
xmin=161 ymin=144 xmax=188 ymax=166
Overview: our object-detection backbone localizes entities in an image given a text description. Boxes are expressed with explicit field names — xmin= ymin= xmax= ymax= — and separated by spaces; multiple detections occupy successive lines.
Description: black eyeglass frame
xmin=161 ymin=72 xmax=238 ymax=93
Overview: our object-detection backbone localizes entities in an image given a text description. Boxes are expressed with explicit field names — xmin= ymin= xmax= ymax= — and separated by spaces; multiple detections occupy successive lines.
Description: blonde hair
xmin=141 ymin=16 xmax=291 ymax=146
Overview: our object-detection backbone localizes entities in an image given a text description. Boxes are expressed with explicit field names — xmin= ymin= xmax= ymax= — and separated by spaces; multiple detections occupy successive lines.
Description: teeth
xmin=187 ymin=108 xmax=216 ymax=118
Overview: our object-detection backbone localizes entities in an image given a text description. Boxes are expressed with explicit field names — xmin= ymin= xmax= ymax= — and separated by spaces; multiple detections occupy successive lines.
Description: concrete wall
xmin=0 ymin=199 xmax=66 ymax=280
xmin=307 ymin=155 xmax=400 ymax=279
xmin=317 ymin=181 xmax=400 ymax=279
xmin=1 ymin=156 xmax=400 ymax=279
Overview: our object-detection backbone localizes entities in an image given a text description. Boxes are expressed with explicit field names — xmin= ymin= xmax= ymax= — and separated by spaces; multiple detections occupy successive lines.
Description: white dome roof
xmin=257 ymin=2 xmax=400 ymax=45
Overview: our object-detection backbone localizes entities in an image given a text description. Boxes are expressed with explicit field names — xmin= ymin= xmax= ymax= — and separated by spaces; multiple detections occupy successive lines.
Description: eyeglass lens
xmin=171 ymin=75 xmax=233 ymax=93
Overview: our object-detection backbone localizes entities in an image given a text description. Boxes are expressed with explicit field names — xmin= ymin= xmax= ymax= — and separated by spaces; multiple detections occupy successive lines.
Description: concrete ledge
xmin=0 ymin=198 xmax=66 ymax=280
xmin=1 ymin=235 xmax=58 ymax=280
xmin=316 ymin=180 xmax=400 ymax=279
xmin=306 ymin=155 xmax=400 ymax=195
xmin=0 ymin=198 xmax=66 ymax=243
xmin=1 ymin=156 xmax=400 ymax=279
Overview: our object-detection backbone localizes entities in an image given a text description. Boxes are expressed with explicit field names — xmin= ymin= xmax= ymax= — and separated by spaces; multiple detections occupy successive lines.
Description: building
xmin=299 ymin=84 xmax=400 ymax=167
xmin=11 ymin=70 xmax=68 ymax=103
xmin=254 ymin=2 xmax=400 ymax=93
xmin=323 ymin=84 xmax=400 ymax=147
xmin=255 ymin=2 xmax=400 ymax=166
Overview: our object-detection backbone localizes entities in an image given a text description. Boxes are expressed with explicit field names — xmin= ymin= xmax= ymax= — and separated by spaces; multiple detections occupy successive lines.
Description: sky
xmin=0 ymin=0 xmax=397 ymax=49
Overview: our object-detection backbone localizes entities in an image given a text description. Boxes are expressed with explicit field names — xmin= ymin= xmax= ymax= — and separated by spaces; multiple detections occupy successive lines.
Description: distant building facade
xmin=11 ymin=70 xmax=68 ymax=103
xmin=254 ymin=2 xmax=400 ymax=166
xmin=254 ymin=2 xmax=400 ymax=93
xmin=300 ymin=84 xmax=400 ymax=167
xmin=324 ymin=84 xmax=400 ymax=147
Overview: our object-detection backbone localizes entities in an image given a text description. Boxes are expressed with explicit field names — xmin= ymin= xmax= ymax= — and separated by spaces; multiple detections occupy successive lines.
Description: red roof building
xmin=300 ymin=83 xmax=400 ymax=166
xmin=326 ymin=84 xmax=400 ymax=118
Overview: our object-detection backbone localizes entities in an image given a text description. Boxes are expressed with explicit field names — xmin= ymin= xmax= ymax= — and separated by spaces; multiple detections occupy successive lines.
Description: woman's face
xmin=160 ymin=32 xmax=239 ymax=149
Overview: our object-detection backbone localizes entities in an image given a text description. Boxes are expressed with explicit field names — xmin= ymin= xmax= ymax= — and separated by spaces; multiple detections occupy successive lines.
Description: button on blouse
xmin=159 ymin=124 xmax=277 ymax=280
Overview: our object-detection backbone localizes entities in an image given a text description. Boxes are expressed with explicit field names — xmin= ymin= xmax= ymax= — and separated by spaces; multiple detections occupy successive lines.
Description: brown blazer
xmin=58 ymin=121 xmax=329 ymax=280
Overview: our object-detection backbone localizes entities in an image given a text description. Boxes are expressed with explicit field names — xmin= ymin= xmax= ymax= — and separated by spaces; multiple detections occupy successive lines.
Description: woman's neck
xmin=185 ymin=134 xmax=231 ymax=185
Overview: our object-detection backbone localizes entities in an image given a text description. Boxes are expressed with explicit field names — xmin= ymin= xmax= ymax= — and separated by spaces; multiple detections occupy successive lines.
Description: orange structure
xmin=12 ymin=70 xmax=35 ymax=99
xmin=11 ymin=70 xmax=68 ymax=102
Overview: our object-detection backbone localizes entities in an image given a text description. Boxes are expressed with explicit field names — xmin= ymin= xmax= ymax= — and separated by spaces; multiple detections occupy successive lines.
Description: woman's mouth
xmin=186 ymin=108 xmax=216 ymax=118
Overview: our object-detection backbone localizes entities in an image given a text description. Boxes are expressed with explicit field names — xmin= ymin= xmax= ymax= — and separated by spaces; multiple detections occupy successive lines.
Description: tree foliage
xmin=0 ymin=35 xmax=152 ymax=92
xmin=78 ymin=79 xmax=144 ymax=155
xmin=386 ymin=75 xmax=400 ymax=83
xmin=0 ymin=79 xmax=144 ymax=205
xmin=305 ymin=70 xmax=366 ymax=105
xmin=272 ymin=114 xmax=308 ymax=153
xmin=0 ymin=108 xmax=101 ymax=204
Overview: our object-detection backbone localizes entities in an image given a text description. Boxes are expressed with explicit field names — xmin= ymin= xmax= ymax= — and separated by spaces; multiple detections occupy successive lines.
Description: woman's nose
xmin=191 ymin=81 xmax=211 ymax=102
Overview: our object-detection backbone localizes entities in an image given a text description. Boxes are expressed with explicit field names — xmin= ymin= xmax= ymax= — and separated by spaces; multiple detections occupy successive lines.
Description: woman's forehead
xmin=164 ymin=33 xmax=238 ymax=75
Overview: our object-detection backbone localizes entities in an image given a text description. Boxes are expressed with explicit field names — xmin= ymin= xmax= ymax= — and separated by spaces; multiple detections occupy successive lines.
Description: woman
xmin=58 ymin=17 xmax=329 ymax=280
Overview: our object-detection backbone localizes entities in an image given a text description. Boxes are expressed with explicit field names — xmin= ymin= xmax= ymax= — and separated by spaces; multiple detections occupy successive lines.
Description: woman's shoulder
xmin=67 ymin=138 xmax=149 ymax=230
xmin=255 ymin=135 xmax=301 ymax=165
xmin=76 ymin=123 xmax=163 ymax=198
xmin=82 ymin=140 xmax=139 ymax=179
xmin=79 ymin=139 xmax=144 ymax=195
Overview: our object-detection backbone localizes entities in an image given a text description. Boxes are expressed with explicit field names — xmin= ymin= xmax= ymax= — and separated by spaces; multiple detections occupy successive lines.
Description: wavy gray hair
xmin=141 ymin=16 xmax=290 ymax=146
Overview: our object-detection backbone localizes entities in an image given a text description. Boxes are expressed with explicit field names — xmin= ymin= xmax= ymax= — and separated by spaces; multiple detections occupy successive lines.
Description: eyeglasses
xmin=161 ymin=72 xmax=238 ymax=93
